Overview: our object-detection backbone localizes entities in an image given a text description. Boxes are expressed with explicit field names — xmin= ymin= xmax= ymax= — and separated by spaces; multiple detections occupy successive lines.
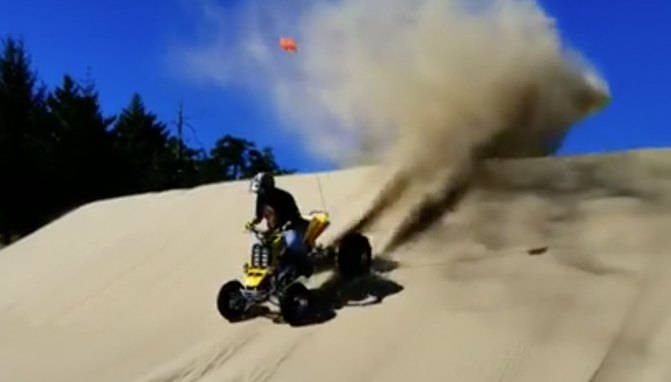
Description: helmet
xmin=249 ymin=172 xmax=275 ymax=193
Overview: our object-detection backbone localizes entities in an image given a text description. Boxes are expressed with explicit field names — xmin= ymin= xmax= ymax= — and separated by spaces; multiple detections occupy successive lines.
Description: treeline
xmin=0 ymin=36 xmax=294 ymax=244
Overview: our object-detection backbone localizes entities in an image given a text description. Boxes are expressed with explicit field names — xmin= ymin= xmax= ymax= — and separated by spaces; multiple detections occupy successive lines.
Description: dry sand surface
xmin=1 ymin=148 xmax=671 ymax=382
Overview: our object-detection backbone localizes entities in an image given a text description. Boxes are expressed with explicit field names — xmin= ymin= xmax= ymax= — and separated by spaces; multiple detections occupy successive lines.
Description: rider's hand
xmin=244 ymin=220 xmax=255 ymax=231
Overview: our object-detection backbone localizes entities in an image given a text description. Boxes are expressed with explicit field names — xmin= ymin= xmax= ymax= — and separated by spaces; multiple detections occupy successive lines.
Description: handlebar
xmin=245 ymin=222 xmax=289 ymax=239
xmin=245 ymin=225 xmax=266 ymax=239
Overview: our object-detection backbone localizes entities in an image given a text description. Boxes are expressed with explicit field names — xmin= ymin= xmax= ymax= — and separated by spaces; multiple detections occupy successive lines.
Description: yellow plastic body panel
xmin=303 ymin=211 xmax=330 ymax=247
xmin=242 ymin=232 xmax=283 ymax=289
xmin=243 ymin=267 xmax=270 ymax=288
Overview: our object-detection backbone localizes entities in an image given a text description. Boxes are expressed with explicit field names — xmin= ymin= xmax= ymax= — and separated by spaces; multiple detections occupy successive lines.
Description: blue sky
xmin=1 ymin=0 xmax=669 ymax=172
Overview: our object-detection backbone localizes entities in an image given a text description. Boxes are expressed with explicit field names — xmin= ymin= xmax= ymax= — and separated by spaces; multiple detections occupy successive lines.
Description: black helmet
xmin=249 ymin=171 xmax=275 ymax=193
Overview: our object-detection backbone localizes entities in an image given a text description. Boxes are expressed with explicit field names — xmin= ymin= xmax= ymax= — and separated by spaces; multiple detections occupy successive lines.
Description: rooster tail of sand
xmin=319 ymin=2 xmax=611 ymax=251
xmin=335 ymin=60 xmax=610 ymax=252
xmin=174 ymin=0 xmax=611 ymax=251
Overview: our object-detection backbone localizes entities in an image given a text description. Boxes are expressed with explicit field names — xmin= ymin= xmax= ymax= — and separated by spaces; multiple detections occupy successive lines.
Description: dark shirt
xmin=255 ymin=187 xmax=301 ymax=228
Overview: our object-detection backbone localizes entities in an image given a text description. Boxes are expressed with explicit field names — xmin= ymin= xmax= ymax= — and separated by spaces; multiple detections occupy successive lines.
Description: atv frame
xmin=216 ymin=210 xmax=372 ymax=325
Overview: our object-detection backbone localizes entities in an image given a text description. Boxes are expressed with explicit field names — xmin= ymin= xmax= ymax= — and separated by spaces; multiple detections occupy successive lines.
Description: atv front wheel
xmin=217 ymin=280 xmax=247 ymax=322
xmin=280 ymin=282 xmax=311 ymax=326
xmin=336 ymin=232 xmax=372 ymax=279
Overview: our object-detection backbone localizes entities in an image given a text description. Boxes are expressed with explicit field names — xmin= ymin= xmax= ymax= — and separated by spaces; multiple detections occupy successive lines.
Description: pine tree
xmin=111 ymin=93 xmax=174 ymax=192
xmin=47 ymin=74 xmax=119 ymax=208
xmin=0 ymin=36 xmax=51 ymax=241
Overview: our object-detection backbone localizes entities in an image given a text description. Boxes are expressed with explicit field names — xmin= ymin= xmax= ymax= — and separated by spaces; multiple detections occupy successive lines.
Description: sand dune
xmin=1 ymin=148 xmax=671 ymax=381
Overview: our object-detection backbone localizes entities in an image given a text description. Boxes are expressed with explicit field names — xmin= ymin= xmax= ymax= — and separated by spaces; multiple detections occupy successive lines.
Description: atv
xmin=216 ymin=210 xmax=372 ymax=325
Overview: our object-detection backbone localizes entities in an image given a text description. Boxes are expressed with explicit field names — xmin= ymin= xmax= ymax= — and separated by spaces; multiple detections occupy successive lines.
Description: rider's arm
xmin=251 ymin=194 xmax=263 ymax=224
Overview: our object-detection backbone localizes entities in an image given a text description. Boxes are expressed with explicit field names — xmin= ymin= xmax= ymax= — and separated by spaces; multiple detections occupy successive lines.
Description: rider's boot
xmin=299 ymin=260 xmax=314 ymax=278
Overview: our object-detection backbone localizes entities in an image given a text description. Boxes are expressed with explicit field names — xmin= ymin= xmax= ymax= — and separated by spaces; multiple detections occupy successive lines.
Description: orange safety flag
xmin=279 ymin=37 xmax=297 ymax=53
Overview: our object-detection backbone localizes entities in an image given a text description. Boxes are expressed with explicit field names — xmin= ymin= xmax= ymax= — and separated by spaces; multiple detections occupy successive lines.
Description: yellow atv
xmin=216 ymin=210 xmax=372 ymax=325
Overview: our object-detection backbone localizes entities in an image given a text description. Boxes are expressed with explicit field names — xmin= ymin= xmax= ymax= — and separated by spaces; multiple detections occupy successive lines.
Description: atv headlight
xmin=251 ymin=244 xmax=270 ymax=268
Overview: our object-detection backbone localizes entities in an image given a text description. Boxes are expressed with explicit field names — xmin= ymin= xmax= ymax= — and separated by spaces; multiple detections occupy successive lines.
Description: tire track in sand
xmin=133 ymin=326 xmax=262 ymax=382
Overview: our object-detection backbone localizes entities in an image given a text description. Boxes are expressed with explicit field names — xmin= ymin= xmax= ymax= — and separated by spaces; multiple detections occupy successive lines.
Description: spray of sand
xmin=175 ymin=0 xmax=610 ymax=252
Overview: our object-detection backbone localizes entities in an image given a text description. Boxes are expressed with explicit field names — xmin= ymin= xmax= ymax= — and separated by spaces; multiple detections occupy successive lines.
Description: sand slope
xmin=1 ymin=149 xmax=671 ymax=382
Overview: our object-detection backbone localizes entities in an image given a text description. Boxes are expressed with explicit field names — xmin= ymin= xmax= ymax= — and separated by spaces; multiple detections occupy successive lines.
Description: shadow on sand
xmin=285 ymin=256 xmax=404 ymax=327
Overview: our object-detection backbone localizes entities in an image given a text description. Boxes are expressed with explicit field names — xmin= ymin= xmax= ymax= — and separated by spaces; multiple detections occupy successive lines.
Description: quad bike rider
xmin=216 ymin=171 xmax=374 ymax=325
xmin=245 ymin=171 xmax=313 ymax=282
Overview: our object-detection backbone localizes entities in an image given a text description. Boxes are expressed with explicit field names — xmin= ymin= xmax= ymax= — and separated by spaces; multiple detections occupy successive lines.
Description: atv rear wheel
xmin=336 ymin=232 xmax=372 ymax=279
xmin=217 ymin=280 xmax=247 ymax=322
xmin=337 ymin=233 xmax=373 ymax=278
xmin=280 ymin=282 xmax=311 ymax=326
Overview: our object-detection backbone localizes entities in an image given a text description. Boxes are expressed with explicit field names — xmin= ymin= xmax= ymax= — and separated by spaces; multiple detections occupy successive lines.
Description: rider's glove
xmin=244 ymin=220 xmax=255 ymax=231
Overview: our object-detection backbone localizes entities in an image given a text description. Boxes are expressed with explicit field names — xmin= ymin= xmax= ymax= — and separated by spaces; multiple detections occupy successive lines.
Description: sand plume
xmin=176 ymin=0 xmax=610 ymax=250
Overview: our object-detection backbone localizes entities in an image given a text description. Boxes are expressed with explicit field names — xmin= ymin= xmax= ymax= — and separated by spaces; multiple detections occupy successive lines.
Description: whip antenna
xmin=316 ymin=174 xmax=328 ymax=213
